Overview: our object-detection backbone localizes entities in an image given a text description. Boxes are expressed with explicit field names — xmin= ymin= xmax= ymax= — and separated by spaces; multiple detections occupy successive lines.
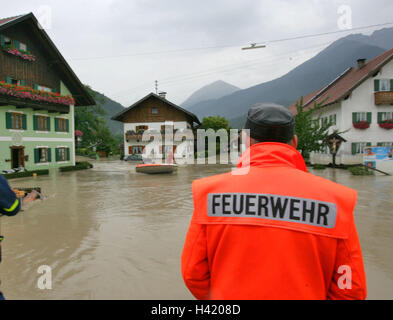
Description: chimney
xmin=158 ymin=91 xmax=167 ymax=99
xmin=357 ymin=58 xmax=366 ymax=69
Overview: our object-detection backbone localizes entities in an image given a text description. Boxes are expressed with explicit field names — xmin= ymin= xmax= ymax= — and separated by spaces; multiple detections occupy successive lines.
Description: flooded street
xmin=0 ymin=160 xmax=392 ymax=300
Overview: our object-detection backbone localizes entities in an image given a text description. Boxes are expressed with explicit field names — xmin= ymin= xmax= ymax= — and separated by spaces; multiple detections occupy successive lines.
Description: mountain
xmin=185 ymin=28 xmax=393 ymax=128
xmin=182 ymin=80 xmax=240 ymax=109
xmin=337 ymin=27 xmax=393 ymax=51
xmin=91 ymin=89 xmax=125 ymax=135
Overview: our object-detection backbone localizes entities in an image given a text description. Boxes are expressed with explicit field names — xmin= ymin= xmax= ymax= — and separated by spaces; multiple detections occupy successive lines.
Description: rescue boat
xmin=135 ymin=163 xmax=176 ymax=174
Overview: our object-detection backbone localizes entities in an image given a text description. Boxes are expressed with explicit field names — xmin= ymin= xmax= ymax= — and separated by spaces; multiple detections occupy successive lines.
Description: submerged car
xmin=123 ymin=154 xmax=143 ymax=161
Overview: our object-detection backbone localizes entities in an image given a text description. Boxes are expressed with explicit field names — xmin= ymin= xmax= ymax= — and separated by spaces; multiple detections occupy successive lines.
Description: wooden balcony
xmin=375 ymin=91 xmax=393 ymax=105
xmin=125 ymin=133 xmax=144 ymax=141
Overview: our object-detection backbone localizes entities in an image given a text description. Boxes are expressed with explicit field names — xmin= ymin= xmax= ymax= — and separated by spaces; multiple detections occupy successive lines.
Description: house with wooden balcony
xmin=290 ymin=47 xmax=393 ymax=165
xmin=112 ymin=92 xmax=200 ymax=160
xmin=0 ymin=13 xmax=95 ymax=172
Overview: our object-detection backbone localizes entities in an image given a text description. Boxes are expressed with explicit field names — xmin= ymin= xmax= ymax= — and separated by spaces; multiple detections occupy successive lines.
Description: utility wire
xmin=110 ymin=40 xmax=332 ymax=99
xmin=70 ymin=21 xmax=393 ymax=61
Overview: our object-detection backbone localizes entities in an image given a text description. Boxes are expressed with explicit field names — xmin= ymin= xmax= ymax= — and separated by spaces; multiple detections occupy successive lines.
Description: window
xmin=4 ymin=36 xmax=11 ymax=47
xmin=378 ymin=112 xmax=393 ymax=122
xmin=352 ymin=142 xmax=370 ymax=155
xmin=19 ymin=42 xmax=27 ymax=52
xmin=131 ymin=146 xmax=144 ymax=155
xmin=6 ymin=77 xmax=25 ymax=86
xmin=329 ymin=114 xmax=337 ymax=125
xmin=58 ymin=148 xmax=67 ymax=161
xmin=55 ymin=118 xmax=68 ymax=132
xmin=11 ymin=113 xmax=23 ymax=130
xmin=55 ymin=147 xmax=69 ymax=162
xmin=135 ymin=125 xmax=148 ymax=132
xmin=39 ymin=148 xmax=48 ymax=162
xmin=37 ymin=85 xmax=52 ymax=93
xmin=35 ymin=115 xmax=50 ymax=131
xmin=354 ymin=112 xmax=367 ymax=122
xmin=34 ymin=147 xmax=51 ymax=163
xmin=380 ymin=79 xmax=390 ymax=92
xmin=151 ymin=107 xmax=158 ymax=114
xmin=377 ymin=142 xmax=393 ymax=147
xmin=5 ymin=112 xmax=26 ymax=130
xmin=353 ymin=112 xmax=372 ymax=123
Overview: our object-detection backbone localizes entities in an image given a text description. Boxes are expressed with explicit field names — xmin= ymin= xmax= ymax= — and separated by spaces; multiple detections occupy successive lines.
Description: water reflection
xmin=0 ymin=162 xmax=391 ymax=299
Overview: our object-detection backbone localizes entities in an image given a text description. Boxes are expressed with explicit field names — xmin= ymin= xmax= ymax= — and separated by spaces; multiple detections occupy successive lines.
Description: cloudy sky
xmin=2 ymin=0 xmax=393 ymax=106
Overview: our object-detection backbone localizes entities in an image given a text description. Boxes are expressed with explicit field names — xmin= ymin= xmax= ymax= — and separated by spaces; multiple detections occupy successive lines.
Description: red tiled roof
xmin=290 ymin=47 xmax=393 ymax=114
xmin=0 ymin=15 xmax=23 ymax=26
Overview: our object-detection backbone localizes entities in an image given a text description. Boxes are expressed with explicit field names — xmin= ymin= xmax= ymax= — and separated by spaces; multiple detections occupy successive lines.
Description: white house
xmin=290 ymin=47 xmax=393 ymax=165
xmin=112 ymin=92 xmax=200 ymax=161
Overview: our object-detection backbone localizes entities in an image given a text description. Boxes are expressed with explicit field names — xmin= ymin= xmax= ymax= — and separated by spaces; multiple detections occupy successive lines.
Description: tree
xmin=201 ymin=116 xmax=231 ymax=132
xmin=294 ymin=97 xmax=334 ymax=158
xmin=74 ymin=85 xmax=118 ymax=155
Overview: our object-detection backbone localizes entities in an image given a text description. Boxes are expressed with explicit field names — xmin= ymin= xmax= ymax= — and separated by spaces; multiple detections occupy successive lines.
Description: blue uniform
xmin=0 ymin=175 xmax=21 ymax=216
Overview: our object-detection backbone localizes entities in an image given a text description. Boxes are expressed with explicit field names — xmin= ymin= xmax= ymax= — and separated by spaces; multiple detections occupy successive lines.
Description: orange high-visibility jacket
xmin=181 ymin=143 xmax=366 ymax=300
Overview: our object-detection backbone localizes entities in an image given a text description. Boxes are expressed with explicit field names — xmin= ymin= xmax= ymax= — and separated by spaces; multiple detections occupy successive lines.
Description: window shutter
xmin=20 ymin=80 xmax=26 ymax=86
xmin=378 ymin=112 xmax=383 ymax=123
xmin=33 ymin=115 xmax=38 ymax=130
xmin=12 ymin=40 xmax=20 ymax=50
xmin=52 ymin=88 xmax=57 ymax=93
xmin=47 ymin=148 xmax=52 ymax=162
xmin=351 ymin=143 xmax=357 ymax=155
xmin=366 ymin=142 xmax=372 ymax=147
xmin=367 ymin=112 xmax=372 ymax=123
xmin=55 ymin=148 xmax=59 ymax=162
xmin=22 ymin=114 xmax=27 ymax=130
xmin=47 ymin=117 xmax=51 ymax=131
xmin=352 ymin=112 xmax=357 ymax=124
xmin=33 ymin=84 xmax=38 ymax=90
xmin=66 ymin=119 xmax=69 ymax=132
xmin=55 ymin=118 xmax=58 ymax=132
xmin=0 ymin=35 xmax=4 ymax=47
xmin=34 ymin=149 xmax=40 ymax=163
xmin=377 ymin=142 xmax=382 ymax=146
xmin=374 ymin=79 xmax=380 ymax=92
xmin=6 ymin=112 xmax=12 ymax=129
xmin=66 ymin=148 xmax=70 ymax=161
xmin=6 ymin=77 xmax=12 ymax=84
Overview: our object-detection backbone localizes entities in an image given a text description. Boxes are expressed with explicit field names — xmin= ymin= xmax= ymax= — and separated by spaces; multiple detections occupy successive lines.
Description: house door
xmin=10 ymin=146 xmax=25 ymax=169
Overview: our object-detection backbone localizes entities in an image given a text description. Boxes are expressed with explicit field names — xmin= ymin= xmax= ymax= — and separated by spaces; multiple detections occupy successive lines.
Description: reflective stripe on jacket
xmin=0 ymin=175 xmax=21 ymax=216
xmin=181 ymin=142 xmax=366 ymax=300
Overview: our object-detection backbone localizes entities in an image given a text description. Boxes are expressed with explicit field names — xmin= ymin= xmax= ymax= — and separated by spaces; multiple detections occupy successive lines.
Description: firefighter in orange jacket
xmin=181 ymin=103 xmax=367 ymax=300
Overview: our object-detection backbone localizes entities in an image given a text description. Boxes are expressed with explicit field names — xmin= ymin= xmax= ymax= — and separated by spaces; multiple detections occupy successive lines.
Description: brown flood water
xmin=0 ymin=160 xmax=392 ymax=299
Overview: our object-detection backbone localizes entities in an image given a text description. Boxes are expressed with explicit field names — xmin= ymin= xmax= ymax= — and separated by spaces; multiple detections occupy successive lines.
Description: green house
xmin=0 ymin=13 xmax=95 ymax=172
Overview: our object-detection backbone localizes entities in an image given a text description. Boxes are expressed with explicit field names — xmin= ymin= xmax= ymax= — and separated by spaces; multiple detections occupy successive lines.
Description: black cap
xmin=244 ymin=103 xmax=295 ymax=143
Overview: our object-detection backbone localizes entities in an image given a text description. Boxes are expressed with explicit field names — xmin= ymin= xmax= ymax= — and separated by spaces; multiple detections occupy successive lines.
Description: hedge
xmin=2 ymin=169 xmax=49 ymax=180
xmin=59 ymin=161 xmax=93 ymax=172
xmin=348 ymin=166 xmax=374 ymax=176
xmin=312 ymin=164 xmax=326 ymax=170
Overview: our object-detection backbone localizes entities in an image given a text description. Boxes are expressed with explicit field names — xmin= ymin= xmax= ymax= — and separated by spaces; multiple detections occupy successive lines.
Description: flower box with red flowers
xmin=0 ymin=81 xmax=75 ymax=106
xmin=2 ymin=46 xmax=36 ymax=62
xmin=379 ymin=119 xmax=393 ymax=130
xmin=353 ymin=121 xmax=370 ymax=129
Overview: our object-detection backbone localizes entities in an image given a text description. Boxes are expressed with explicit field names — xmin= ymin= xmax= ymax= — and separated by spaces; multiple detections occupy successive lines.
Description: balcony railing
xmin=125 ymin=129 xmax=192 ymax=142
xmin=375 ymin=91 xmax=393 ymax=105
